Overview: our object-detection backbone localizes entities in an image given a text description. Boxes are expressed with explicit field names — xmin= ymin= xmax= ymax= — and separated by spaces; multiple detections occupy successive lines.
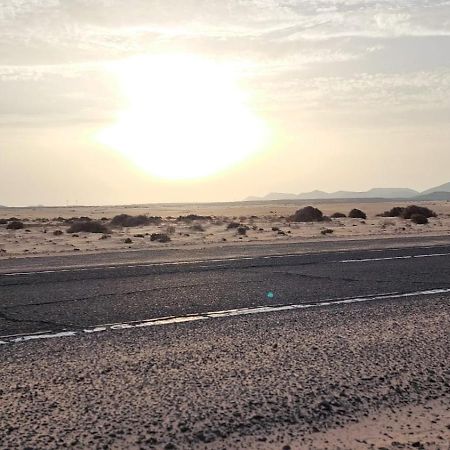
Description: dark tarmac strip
xmin=1 ymin=239 xmax=450 ymax=449
xmin=1 ymin=240 xmax=450 ymax=337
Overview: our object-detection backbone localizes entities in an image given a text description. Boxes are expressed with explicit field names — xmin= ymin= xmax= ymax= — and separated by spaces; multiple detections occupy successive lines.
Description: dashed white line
xmin=2 ymin=249 xmax=450 ymax=277
xmin=2 ymin=288 xmax=449 ymax=345
xmin=339 ymin=252 xmax=450 ymax=263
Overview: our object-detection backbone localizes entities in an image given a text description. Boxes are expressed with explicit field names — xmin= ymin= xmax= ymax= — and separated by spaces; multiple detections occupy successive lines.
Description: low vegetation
xmin=110 ymin=214 xmax=162 ymax=227
xmin=237 ymin=226 xmax=248 ymax=236
xmin=379 ymin=205 xmax=436 ymax=220
xmin=321 ymin=229 xmax=334 ymax=235
xmin=67 ymin=221 xmax=109 ymax=234
xmin=150 ymin=233 xmax=171 ymax=243
xmin=348 ymin=209 xmax=367 ymax=219
xmin=292 ymin=206 xmax=324 ymax=222
xmin=6 ymin=221 xmax=24 ymax=230
xmin=401 ymin=205 xmax=436 ymax=220
xmin=379 ymin=206 xmax=406 ymax=218
xmin=190 ymin=224 xmax=205 ymax=232
xmin=226 ymin=222 xmax=241 ymax=229
xmin=411 ymin=214 xmax=429 ymax=224
xmin=176 ymin=214 xmax=212 ymax=222
xmin=331 ymin=212 xmax=346 ymax=218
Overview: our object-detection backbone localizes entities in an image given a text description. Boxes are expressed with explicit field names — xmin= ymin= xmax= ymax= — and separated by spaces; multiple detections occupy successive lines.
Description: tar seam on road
xmin=1 ymin=288 xmax=449 ymax=346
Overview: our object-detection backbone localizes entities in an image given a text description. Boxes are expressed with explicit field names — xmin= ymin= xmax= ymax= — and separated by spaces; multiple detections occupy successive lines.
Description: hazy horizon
xmin=1 ymin=1 xmax=450 ymax=206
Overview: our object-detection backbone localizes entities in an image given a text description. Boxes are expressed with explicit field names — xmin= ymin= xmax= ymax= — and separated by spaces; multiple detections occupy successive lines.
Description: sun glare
xmin=99 ymin=54 xmax=268 ymax=180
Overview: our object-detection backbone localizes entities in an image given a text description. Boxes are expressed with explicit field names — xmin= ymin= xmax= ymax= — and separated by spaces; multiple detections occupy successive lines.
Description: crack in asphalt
xmin=269 ymin=271 xmax=360 ymax=283
xmin=1 ymin=278 xmax=267 ymax=310
xmin=0 ymin=260 xmax=321 ymax=287
xmin=0 ymin=309 xmax=72 ymax=329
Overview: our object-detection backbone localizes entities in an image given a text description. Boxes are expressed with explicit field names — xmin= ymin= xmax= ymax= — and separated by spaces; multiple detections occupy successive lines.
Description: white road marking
xmin=0 ymin=254 xmax=299 ymax=276
xmin=339 ymin=252 xmax=450 ymax=263
xmin=2 ymin=288 xmax=449 ymax=345
xmin=2 ymin=249 xmax=450 ymax=277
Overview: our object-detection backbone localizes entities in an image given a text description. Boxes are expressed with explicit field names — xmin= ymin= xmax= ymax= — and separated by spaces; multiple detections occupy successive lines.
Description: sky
xmin=1 ymin=0 xmax=450 ymax=206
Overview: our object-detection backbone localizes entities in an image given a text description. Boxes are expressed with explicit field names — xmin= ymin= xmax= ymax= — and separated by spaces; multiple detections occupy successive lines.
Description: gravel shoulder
xmin=1 ymin=294 xmax=449 ymax=449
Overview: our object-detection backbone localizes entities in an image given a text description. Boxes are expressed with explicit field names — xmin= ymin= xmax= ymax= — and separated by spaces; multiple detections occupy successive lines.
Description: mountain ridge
xmin=245 ymin=183 xmax=450 ymax=202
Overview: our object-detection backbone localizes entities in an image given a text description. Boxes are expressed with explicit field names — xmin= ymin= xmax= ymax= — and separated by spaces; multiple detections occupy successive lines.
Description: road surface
xmin=1 ymin=237 xmax=450 ymax=449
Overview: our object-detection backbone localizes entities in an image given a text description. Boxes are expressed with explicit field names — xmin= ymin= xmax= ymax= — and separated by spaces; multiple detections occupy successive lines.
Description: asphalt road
xmin=1 ymin=237 xmax=450 ymax=449
xmin=1 ymin=237 xmax=450 ymax=338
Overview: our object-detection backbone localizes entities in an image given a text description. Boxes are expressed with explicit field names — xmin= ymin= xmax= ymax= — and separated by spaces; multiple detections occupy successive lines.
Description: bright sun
xmin=99 ymin=54 xmax=268 ymax=180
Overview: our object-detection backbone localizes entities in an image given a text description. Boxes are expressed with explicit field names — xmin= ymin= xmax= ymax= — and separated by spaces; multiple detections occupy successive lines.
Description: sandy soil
xmin=1 ymin=295 xmax=449 ymax=449
xmin=1 ymin=200 xmax=450 ymax=258
xmin=298 ymin=398 xmax=450 ymax=450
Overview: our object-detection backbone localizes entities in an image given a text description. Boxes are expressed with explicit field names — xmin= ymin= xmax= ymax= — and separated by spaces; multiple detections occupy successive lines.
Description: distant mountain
xmin=421 ymin=182 xmax=450 ymax=195
xmin=415 ymin=191 xmax=450 ymax=201
xmin=245 ymin=184 xmax=450 ymax=202
xmin=263 ymin=192 xmax=300 ymax=201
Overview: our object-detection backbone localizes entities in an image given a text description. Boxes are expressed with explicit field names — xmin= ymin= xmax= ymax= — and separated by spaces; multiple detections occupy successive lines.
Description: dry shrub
xmin=111 ymin=214 xmax=161 ymax=227
xmin=226 ymin=222 xmax=240 ymax=229
xmin=237 ymin=226 xmax=248 ymax=236
xmin=401 ymin=205 xmax=436 ymax=220
xmin=150 ymin=233 xmax=171 ymax=243
xmin=292 ymin=206 xmax=324 ymax=222
xmin=190 ymin=224 xmax=205 ymax=232
xmin=411 ymin=214 xmax=429 ymax=224
xmin=348 ymin=209 xmax=367 ymax=219
xmin=176 ymin=214 xmax=212 ymax=222
xmin=67 ymin=221 xmax=109 ymax=234
xmin=6 ymin=221 xmax=24 ymax=230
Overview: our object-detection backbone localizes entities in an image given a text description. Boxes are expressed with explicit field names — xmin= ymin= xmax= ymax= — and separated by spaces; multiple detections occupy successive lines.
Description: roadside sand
xmin=242 ymin=398 xmax=450 ymax=450
xmin=299 ymin=398 xmax=450 ymax=450
xmin=1 ymin=200 xmax=449 ymax=258
xmin=1 ymin=295 xmax=449 ymax=449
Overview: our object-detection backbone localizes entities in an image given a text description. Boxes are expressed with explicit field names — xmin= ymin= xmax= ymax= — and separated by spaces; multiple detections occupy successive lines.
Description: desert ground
xmin=1 ymin=200 xmax=450 ymax=449
xmin=1 ymin=200 xmax=449 ymax=259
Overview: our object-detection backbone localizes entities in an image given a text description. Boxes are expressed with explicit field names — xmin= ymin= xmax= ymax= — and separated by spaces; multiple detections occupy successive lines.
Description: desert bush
xmin=411 ymin=214 xmax=429 ymax=224
xmin=272 ymin=227 xmax=280 ymax=231
xmin=226 ymin=222 xmax=240 ymax=229
xmin=237 ymin=226 xmax=247 ymax=236
xmin=6 ymin=221 xmax=24 ymax=230
xmin=190 ymin=224 xmax=205 ymax=232
xmin=349 ymin=209 xmax=367 ymax=219
xmin=292 ymin=206 xmax=324 ymax=222
xmin=176 ymin=214 xmax=212 ymax=222
xmin=110 ymin=214 xmax=161 ymax=227
xmin=67 ymin=221 xmax=109 ymax=234
xmin=321 ymin=229 xmax=334 ymax=235
xmin=64 ymin=216 xmax=92 ymax=225
xmin=0 ymin=219 xmax=7 ymax=225
xmin=53 ymin=230 xmax=63 ymax=236
xmin=401 ymin=205 xmax=436 ymax=220
xmin=150 ymin=233 xmax=171 ymax=243
xmin=124 ymin=238 xmax=133 ymax=244
xmin=379 ymin=206 xmax=405 ymax=217
xmin=331 ymin=212 xmax=346 ymax=219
